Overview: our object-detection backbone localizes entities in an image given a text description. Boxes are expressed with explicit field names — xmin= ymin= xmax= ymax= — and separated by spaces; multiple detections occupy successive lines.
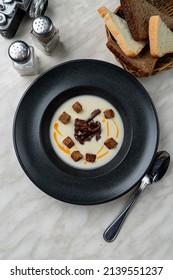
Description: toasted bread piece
xmin=149 ymin=15 xmax=173 ymax=57
xmin=120 ymin=0 xmax=173 ymax=41
xmin=106 ymin=30 xmax=158 ymax=77
xmin=98 ymin=6 xmax=146 ymax=57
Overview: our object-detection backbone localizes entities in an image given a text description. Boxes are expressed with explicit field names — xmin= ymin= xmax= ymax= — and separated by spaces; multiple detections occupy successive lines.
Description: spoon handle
xmin=103 ymin=176 xmax=150 ymax=242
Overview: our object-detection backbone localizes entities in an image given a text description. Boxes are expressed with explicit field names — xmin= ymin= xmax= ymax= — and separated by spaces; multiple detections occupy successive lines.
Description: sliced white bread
xmin=149 ymin=15 xmax=173 ymax=57
xmin=98 ymin=6 xmax=146 ymax=58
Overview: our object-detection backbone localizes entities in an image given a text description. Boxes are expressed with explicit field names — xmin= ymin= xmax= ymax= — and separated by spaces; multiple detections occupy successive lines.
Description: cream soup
xmin=49 ymin=95 xmax=124 ymax=169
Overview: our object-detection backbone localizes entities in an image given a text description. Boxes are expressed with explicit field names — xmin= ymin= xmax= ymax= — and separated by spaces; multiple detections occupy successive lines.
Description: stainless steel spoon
xmin=103 ymin=151 xmax=170 ymax=242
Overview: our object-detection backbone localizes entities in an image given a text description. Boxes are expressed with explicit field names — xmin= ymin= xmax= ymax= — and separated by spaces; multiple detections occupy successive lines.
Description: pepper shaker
xmin=8 ymin=41 xmax=39 ymax=76
xmin=30 ymin=15 xmax=60 ymax=55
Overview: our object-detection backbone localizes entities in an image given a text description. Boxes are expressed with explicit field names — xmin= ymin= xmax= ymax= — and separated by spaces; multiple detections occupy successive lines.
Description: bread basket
xmin=106 ymin=3 xmax=173 ymax=77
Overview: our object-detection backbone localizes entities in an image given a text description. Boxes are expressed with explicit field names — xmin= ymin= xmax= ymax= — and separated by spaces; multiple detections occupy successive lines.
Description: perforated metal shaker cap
xmin=8 ymin=41 xmax=30 ymax=63
xmin=32 ymin=16 xmax=53 ymax=36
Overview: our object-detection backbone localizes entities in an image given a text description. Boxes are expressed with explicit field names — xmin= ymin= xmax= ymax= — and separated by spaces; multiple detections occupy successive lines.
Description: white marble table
xmin=0 ymin=0 xmax=173 ymax=260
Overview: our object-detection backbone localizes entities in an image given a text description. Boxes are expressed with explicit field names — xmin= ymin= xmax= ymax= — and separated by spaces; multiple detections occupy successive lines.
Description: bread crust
xmin=98 ymin=6 xmax=108 ymax=18
xmin=149 ymin=16 xmax=159 ymax=57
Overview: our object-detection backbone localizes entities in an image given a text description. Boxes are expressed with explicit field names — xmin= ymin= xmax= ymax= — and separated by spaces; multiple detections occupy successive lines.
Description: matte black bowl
xmin=13 ymin=59 xmax=159 ymax=205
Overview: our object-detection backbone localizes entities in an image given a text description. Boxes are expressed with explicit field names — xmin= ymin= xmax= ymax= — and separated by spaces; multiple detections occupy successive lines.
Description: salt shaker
xmin=8 ymin=41 xmax=39 ymax=76
xmin=30 ymin=15 xmax=60 ymax=55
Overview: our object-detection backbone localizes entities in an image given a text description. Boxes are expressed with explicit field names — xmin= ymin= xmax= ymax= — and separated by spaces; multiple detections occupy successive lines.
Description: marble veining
xmin=0 ymin=0 xmax=173 ymax=260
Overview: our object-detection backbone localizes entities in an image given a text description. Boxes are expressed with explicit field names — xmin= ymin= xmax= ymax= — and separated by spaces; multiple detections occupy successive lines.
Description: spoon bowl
xmin=150 ymin=151 xmax=170 ymax=182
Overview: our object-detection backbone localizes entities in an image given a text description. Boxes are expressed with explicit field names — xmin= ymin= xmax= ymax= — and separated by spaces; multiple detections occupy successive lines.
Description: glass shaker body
xmin=30 ymin=15 xmax=60 ymax=55
xmin=8 ymin=41 xmax=39 ymax=76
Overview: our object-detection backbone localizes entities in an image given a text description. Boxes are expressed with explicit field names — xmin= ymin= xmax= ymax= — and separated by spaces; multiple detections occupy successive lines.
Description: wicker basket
xmin=146 ymin=0 xmax=173 ymax=17
xmin=105 ymin=4 xmax=173 ymax=77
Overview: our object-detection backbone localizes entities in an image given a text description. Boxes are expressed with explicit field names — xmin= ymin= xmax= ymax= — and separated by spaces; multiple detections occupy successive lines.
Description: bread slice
xmin=149 ymin=15 xmax=173 ymax=57
xmin=98 ymin=6 xmax=146 ymax=57
xmin=120 ymin=0 xmax=173 ymax=41
xmin=106 ymin=30 xmax=158 ymax=77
